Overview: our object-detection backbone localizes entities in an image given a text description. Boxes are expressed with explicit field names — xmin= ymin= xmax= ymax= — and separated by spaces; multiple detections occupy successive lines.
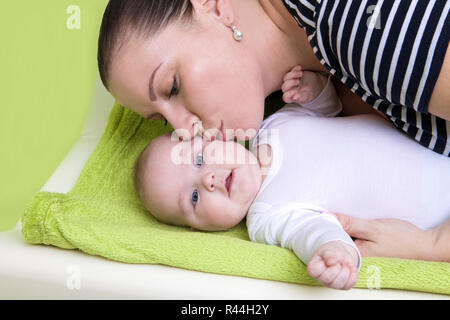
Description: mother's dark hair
xmin=97 ymin=0 xmax=194 ymax=90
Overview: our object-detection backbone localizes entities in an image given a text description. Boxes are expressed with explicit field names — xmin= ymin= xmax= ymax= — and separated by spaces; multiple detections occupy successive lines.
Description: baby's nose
xmin=202 ymin=172 xmax=215 ymax=192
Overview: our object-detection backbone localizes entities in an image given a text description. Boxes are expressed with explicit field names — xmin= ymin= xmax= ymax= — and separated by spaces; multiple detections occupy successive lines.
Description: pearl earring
xmin=230 ymin=25 xmax=243 ymax=41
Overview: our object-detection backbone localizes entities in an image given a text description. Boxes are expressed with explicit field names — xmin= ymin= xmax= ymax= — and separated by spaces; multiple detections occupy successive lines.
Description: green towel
xmin=22 ymin=103 xmax=450 ymax=295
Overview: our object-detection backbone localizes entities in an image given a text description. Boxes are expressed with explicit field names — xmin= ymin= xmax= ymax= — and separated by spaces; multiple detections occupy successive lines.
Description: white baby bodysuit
xmin=247 ymin=78 xmax=450 ymax=268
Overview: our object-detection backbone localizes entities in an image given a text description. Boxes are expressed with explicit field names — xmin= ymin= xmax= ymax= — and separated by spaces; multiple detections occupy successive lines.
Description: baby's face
xmin=140 ymin=134 xmax=262 ymax=231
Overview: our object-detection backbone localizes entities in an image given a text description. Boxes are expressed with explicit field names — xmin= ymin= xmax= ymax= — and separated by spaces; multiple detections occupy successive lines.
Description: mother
xmin=97 ymin=0 xmax=450 ymax=261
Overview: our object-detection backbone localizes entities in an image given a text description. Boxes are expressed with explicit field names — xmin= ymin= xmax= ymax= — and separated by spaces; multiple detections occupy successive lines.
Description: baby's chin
xmin=200 ymin=212 xmax=248 ymax=232
xmin=196 ymin=221 xmax=242 ymax=232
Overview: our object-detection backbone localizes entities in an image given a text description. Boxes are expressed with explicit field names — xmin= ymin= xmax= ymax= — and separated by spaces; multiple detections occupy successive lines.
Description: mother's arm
xmin=332 ymin=45 xmax=450 ymax=122
xmin=333 ymin=213 xmax=450 ymax=263
xmin=430 ymin=219 xmax=450 ymax=262
xmin=428 ymin=46 xmax=450 ymax=121
xmin=330 ymin=76 xmax=389 ymax=120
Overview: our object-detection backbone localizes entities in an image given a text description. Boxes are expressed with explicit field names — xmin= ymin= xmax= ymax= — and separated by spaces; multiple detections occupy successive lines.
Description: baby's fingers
xmin=329 ymin=264 xmax=351 ymax=290
xmin=321 ymin=249 xmax=340 ymax=267
xmin=282 ymin=89 xmax=298 ymax=104
xmin=343 ymin=268 xmax=359 ymax=290
xmin=307 ymin=255 xmax=327 ymax=279
xmin=281 ymin=78 xmax=301 ymax=94
xmin=283 ymin=66 xmax=303 ymax=82
xmin=316 ymin=263 xmax=342 ymax=286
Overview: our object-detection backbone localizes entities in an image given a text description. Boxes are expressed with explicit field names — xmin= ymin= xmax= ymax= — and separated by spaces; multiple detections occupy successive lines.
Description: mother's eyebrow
xmin=149 ymin=62 xmax=163 ymax=102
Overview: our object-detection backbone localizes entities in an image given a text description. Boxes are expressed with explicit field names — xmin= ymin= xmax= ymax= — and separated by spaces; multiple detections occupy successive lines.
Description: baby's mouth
xmin=225 ymin=170 xmax=233 ymax=197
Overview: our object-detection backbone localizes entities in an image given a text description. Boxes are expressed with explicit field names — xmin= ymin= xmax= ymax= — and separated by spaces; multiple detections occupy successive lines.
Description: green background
xmin=0 ymin=0 xmax=109 ymax=231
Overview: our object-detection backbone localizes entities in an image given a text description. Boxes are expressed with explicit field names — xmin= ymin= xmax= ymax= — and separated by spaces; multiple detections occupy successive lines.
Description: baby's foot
xmin=282 ymin=65 xmax=329 ymax=105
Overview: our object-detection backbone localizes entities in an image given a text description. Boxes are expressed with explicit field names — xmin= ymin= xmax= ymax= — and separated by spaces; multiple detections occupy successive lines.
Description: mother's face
xmin=108 ymin=21 xmax=266 ymax=141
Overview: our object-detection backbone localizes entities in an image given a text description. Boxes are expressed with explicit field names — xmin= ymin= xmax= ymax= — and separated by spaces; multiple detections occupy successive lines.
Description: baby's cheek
xmin=239 ymin=179 xmax=255 ymax=200
xmin=241 ymin=166 xmax=262 ymax=198
xmin=207 ymin=199 xmax=244 ymax=228
xmin=202 ymin=197 xmax=229 ymax=222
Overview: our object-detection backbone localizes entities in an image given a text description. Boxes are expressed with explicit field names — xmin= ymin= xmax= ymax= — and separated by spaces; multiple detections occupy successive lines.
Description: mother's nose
xmin=165 ymin=110 xmax=201 ymax=141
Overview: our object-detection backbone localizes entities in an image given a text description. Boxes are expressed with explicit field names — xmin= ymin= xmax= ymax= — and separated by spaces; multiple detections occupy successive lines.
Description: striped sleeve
xmin=283 ymin=0 xmax=450 ymax=156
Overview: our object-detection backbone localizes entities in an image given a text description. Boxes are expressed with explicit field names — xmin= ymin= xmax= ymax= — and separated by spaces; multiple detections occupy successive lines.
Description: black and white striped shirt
xmin=283 ymin=0 xmax=450 ymax=156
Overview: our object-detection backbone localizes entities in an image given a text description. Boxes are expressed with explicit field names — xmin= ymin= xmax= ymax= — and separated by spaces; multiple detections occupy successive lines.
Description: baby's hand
xmin=282 ymin=65 xmax=329 ymax=105
xmin=307 ymin=241 xmax=359 ymax=290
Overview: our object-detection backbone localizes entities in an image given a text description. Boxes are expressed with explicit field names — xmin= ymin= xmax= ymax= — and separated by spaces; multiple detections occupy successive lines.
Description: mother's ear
xmin=190 ymin=0 xmax=235 ymax=27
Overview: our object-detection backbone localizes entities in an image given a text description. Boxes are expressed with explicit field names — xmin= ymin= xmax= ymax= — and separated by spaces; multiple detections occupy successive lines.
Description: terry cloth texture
xmin=22 ymin=102 xmax=450 ymax=295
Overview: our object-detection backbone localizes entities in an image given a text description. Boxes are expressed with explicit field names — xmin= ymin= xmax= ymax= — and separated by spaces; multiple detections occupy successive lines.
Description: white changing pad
xmin=0 ymin=76 xmax=447 ymax=299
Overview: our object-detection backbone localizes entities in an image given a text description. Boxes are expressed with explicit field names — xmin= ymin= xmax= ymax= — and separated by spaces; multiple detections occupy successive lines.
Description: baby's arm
xmin=281 ymin=66 xmax=343 ymax=117
xmin=247 ymin=204 xmax=361 ymax=290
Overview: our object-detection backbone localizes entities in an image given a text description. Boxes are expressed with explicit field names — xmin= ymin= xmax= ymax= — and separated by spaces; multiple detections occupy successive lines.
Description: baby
xmin=134 ymin=70 xmax=450 ymax=290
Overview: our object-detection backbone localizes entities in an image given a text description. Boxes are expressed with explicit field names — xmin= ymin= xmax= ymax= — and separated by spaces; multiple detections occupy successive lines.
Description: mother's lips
xmin=219 ymin=121 xmax=226 ymax=141
xmin=204 ymin=121 xmax=226 ymax=141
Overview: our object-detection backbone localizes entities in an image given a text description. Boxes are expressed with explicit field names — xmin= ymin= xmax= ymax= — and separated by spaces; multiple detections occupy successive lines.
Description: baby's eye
xmin=192 ymin=189 xmax=199 ymax=207
xmin=195 ymin=152 xmax=203 ymax=168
